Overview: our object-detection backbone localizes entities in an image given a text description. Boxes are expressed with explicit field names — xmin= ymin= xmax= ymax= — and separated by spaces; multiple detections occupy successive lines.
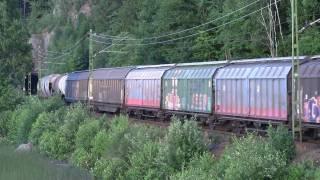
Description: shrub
xmin=92 ymin=158 xmax=128 ymax=180
xmin=171 ymin=152 xmax=216 ymax=180
xmin=125 ymin=141 xmax=160 ymax=179
xmin=71 ymin=119 xmax=101 ymax=169
xmin=71 ymin=148 xmax=95 ymax=170
xmin=102 ymin=115 xmax=130 ymax=160
xmin=267 ymin=125 xmax=296 ymax=162
xmin=39 ymin=131 xmax=72 ymax=160
xmin=50 ymin=103 xmax=90 ymax=159
xmin=91 ymin=130 xmax=109 ymax=159
xmin=217 ymin=134 xmax=287 ymax=180
xmin=7 ymin=97 xmax=45 ymax=143
xmin=156 ymin=118 xmax=207 ymax=178
xmin=6 ymin=96 xmax=63 ymax=144
xmin=75 ymin=119 xmax=100 ymax=151
xmin=0 ymin=111 xmax=12 ymax=138
xmin=29 ymin=107 xmax=66 ymax=145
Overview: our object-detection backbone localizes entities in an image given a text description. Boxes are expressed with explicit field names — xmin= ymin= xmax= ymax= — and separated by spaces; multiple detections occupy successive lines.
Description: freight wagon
xmin=37 ymin=55 xmax=320 ymax=134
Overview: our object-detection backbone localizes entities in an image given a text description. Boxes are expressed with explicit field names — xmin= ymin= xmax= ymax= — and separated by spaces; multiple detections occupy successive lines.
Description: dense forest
xmin=23 ymin=0 xmax=320 ymax=75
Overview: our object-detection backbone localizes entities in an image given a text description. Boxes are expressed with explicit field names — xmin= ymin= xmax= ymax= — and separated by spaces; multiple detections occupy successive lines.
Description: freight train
xmin=34 ymin=56 xmax=320 ymax=135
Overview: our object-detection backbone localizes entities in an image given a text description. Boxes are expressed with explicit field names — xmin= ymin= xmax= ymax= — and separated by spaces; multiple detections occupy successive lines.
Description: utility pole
xmin=291 ymin=0 xmax=302 ymax=141
xmin=88 ymin=29 xmax=94 ymax=107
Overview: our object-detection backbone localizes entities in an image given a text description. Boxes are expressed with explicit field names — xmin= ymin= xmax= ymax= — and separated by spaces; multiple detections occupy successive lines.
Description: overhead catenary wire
xmin=90 ymin=0 xmax=281 ymax=46
xmin=36 ymin=33 xmax=88 ymax=60
xmin=92 ymin=0 xmax=262 ymax=41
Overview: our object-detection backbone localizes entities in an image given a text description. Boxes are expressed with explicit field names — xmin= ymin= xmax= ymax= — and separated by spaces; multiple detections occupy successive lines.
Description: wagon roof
xmin=215 ymin=61 xmax=292 ymax=79
xmin=92 ymin=67 xmax=134 ymax=80
xmin=300 ymin=58 xmax=320 ymax=78
xmin=163 ymin=65 xmax=222 ymax=79
xmin=126 ymin=66 xmax=173 ymax=80
xmin=67 ymin=71 xmax=89 ymax=80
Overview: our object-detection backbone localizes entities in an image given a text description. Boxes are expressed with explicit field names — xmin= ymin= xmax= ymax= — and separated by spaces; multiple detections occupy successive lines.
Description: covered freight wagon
xmin=162 ymin=62 xmax=224 ymax=115
xmin=125 ymin=65 xmax=174 ymax=112
xmin=300 ymin=57 xmax=320 ymax=124
xmin=65 ymin=71 xmax=89 ymax=103
xmin=215 ymin=59 xmax=292 ymax=121
xmin=90 ymin=67 xmax=134 ymax=112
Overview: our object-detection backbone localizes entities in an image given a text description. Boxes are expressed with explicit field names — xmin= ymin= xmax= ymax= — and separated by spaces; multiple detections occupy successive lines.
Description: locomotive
xmin=36 ymin=55 xmax=320 ymax=135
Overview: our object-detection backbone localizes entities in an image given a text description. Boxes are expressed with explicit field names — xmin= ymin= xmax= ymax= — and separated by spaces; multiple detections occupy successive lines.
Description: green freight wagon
xmin=162 ymin=62 xmax=224 ymax=115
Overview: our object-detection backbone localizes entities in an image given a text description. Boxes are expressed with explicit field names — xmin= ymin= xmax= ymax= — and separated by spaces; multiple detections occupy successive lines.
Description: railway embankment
xmin=1 ymin=96 xmax=320 ymax=179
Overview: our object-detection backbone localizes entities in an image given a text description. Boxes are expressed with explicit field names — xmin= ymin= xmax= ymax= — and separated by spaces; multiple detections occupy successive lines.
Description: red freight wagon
xmin=125 ymin=65 xmax=174 ymax=111
xmin=215 ymin=60 xmax=292 ymax=121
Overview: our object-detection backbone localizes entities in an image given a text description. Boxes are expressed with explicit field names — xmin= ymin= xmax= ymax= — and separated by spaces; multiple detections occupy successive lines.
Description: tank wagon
xmin=39 ymin=55 xmax=320 ymax=132
xmin=38 ymin=74 xmax=62 ymax=97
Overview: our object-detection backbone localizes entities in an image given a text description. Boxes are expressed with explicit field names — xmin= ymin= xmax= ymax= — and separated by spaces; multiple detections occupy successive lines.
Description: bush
xmin=7 ymin=97 xmax=45 ymax=143
xmin=93 ymin=158 xmax=128 ymax=180
xmin=75 ymin=119 xmax=100 ymax=151
xmin=156 ymin=118 xmax=207 ymax=178
xmin=217 ymin=134 xmax=287 ymax=180
xmin=29 ymin=107 xmax=66 ymax=145
xmin=6 ymin=96 xmax=64 ymax=144
xmin=267 ymin=125 xmax=296 ymax=162
xmin=125 ymin=141 xmax=160 ymax=179
xmin=71 ymin=148 xmax=95 ymax=170
xmin=71 ymin=119 xmax=101 ymax=169
xmin=50 ymin=104 xmax=90 ymax=159
xmin=171 ymin=152 xmax=216 ymax=180
xmin=91 ymin=130 xmax=109 ymax=159
xmin=39 ymin=131 xmax=72 ymax=160
xmin=0 ymin=111 xmax=12 ymax=138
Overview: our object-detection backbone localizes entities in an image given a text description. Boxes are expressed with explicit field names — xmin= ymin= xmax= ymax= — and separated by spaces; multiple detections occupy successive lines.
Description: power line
xmin=36 ymin=33 xmax=88 ymax=60
xmin=92 ymin=0 xmax=262 ymax=41
xmin=90 ymin=0 xmax=281 ymax=46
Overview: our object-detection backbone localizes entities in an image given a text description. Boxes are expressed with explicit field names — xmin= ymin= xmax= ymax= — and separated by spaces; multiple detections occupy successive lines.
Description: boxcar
xmin=215 ymin=60 xmax=292 ymax=121
xmin=91 ymin=67 xmax=134 ymax=112
xmin=300 ymin=58 xmax=320 ymax=125
xmin=65 ymin=71 xmax=89 ymax=103
xmin=125 ymin=65 xmax=174 ymax=114
xmin=162 ymin=62 xmax=224 ymax=116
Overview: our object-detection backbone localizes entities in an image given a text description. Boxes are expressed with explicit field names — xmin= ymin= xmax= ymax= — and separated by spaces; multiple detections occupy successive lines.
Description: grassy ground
xmin=0 ymin=143 xmax=92 ymax=180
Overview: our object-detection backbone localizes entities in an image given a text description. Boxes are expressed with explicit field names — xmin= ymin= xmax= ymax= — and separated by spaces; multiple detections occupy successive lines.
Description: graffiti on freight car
xmin=165 ymin=89 xmax=181 ymax=110
xmin=304 ymin=95 xmax=320 ymax=123
xmin=191 ymin=94 xmax=209 ymax=111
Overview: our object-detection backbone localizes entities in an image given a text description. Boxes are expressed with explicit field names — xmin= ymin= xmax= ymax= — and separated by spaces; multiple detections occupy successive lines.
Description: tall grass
xmin=0 ymin=144 xmax=92 ymax=180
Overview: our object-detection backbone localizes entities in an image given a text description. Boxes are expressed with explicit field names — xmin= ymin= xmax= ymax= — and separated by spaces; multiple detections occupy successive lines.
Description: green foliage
xmin=48 ymin=104 xmax=89 ymax=159
xmin=29 ymin=107 xmax=66 ymax=145
xmin=0 ymin=1 xmax=32 ymax=85
xmin=39 ymin=130 xmax=72 ymax=160
xmin=157 ymin=118 xmax=207 ymax=177
xmin=91 ymin=130 xmax=109 ymax=159
xmin=125 ymin=141 xmax=160 ymax=179
xmin=0 ymin=111 xmax=13 ymax=138
xmin=7 ymin=97 xmax=45 ymax=143
xmin=285 ymin=161 xmax=320 ymax=180
xmin=6 ymin=97 xmax=63 ymax=144
xmin=93 ymin=158 xmax=128 ymax=180
xmin=267 ymin=125 xmax=296 ymax=162
xmin=217 ymin=134 xmax=287 ymax=180
xmin=0 ymin=84 xmax=25 ymax=112
xmin=71 ymin=119 xmax=101 ymax=169
xmin=71 ymin=148 xmax=95 ymax=170
xmin=75 ymin=119 xmax=100 ymax=151
xmin=171 ymin=152 xmax=216 ymax=180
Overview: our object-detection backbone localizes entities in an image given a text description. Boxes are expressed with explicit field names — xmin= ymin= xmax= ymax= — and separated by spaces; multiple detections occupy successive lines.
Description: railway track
xmin=94 ymin=111 xmax=320 ymax=146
